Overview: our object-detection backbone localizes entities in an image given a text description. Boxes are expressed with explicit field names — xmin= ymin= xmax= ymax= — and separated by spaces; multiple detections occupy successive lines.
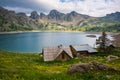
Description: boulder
xmin=67 ymin=61 xmax=118 ymax=74
xmin=106 ymin=55 xmax=119 ymax=62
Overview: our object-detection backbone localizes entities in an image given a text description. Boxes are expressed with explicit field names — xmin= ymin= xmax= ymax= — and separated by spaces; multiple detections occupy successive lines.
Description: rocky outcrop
xmin=67 ymin=61 xmax=119 ymax=74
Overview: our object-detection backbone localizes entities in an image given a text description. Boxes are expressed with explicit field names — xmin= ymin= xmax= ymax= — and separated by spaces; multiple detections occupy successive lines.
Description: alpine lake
xmin=0 ymin=32 xmax=112 ymax=53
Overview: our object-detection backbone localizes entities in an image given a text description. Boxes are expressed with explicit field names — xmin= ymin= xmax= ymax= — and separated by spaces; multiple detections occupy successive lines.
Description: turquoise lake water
xmin=0 ymin=32 xmax=108 ymax=53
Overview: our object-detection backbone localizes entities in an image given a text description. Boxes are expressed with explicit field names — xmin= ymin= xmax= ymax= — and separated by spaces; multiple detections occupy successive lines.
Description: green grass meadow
xmin=0 ymin=49 xmax=120 ymax=80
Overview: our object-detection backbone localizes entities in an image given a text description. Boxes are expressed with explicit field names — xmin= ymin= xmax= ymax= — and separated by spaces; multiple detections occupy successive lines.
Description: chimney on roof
xmin=58 ymin=44 xmax=62 ymax=48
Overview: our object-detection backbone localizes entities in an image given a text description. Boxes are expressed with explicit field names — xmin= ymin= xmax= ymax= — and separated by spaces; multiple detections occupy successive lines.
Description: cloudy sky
xmin=0 ymin=0 xmax=120 ymax=17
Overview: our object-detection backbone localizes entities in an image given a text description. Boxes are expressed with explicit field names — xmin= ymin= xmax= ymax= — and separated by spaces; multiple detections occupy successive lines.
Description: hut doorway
xmin=62 ymin=53 xmax=65 ymax=59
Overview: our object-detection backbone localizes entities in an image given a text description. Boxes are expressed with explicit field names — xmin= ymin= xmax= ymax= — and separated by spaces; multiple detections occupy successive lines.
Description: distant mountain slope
xmin=0 ymin=7 xmax=44 ymax=32
xmin=105 ymin=12 xmax=120 ymax=21
xmin=85 ymin=12 xmax=120 ymax=32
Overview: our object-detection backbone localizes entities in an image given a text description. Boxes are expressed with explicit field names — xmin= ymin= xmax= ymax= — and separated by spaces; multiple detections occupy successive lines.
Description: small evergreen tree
xmin=96 ymin=32 xmax=110 ymax=52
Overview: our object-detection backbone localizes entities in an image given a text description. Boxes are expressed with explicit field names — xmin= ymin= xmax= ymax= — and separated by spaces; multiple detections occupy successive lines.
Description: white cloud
xmin=4 ymin=6 xmax=33 ymax=14
xmin=34 ymin=0 xmax=120 ymax=17
xmin=3 ymin=0 xmax=120 ymax=17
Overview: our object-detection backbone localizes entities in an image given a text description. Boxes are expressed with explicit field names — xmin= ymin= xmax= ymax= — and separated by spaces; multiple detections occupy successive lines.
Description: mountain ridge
xmin=30 ymin=9 xmax=120 ymax=26
xmin=30 ymin=9 xmax=97 ymax=27
xmin=0 ymin=6 xmax=120 ymax=32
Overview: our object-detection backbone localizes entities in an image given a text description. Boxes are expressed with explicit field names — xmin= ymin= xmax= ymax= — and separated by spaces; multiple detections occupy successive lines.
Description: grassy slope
xmin=0 ymin=49 xmax=120 ymax=80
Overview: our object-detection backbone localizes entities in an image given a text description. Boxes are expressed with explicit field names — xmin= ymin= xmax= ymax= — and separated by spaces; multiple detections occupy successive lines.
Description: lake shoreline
xmin=0 ymin=30 xmax=42 ymax=34
xmin=0 ymin=30 xmax=119 ymax=34
xmin=0 ymin=30 xmax=80 ymax=34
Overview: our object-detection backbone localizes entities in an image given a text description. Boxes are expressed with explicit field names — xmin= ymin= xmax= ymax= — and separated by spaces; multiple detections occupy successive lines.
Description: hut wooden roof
xmin=43 ymin=46 xmax=73 ymax=61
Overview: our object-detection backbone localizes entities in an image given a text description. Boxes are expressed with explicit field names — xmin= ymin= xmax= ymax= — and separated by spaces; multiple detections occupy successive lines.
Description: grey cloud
xmin=0 ymin=0 xmax=49 ymax=13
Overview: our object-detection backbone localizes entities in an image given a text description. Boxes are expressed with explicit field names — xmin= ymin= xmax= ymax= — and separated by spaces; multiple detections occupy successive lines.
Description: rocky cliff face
xmin=30 ymin=10 xmax=96 ymax=27
xmin=30 ymin=11 xmax=40 ymax=20
xmin=48 ymin=10 xmax=64 ymax=20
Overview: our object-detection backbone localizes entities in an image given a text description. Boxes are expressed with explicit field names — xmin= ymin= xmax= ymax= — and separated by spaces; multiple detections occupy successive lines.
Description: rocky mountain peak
xmin=70 ymin=11 xmax=79 ymax=16
xmin=30 ymin=11 xmax=39 ymax=20
xmin=48 ymin=9 xmax=64 ymax=19
xmin=49 ymin=10 xmax=60 ymax=15
xmin=105 ymin=12 xmax=120 ymax=21
xmin=106 ymin=12 xmax=120 ymax=18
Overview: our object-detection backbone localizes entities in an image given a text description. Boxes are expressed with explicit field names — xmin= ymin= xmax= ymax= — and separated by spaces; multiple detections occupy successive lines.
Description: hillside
xmin=0 ymin=7 xmax=45 ymax=32
xmin=0 ymin=49 xmax=120 ymax=80
xmin=0 ymin=6 xmax=120 ymax=32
